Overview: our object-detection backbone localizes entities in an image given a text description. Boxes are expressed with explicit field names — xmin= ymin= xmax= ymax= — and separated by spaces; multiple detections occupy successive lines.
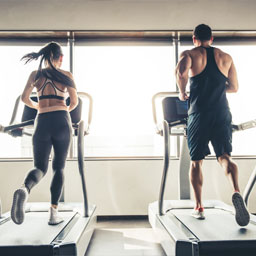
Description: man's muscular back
xmin=176 ymin=46 xmax=238 ymax=96
xmin=187 ymin=47 xmax=231 ymax=78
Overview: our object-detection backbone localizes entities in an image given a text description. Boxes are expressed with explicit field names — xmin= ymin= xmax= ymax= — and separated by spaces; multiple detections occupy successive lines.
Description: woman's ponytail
xmin=21 ymin=52 xmax=41 ymax=64
xmin=21 ymin=42 xmax=75 ymax=89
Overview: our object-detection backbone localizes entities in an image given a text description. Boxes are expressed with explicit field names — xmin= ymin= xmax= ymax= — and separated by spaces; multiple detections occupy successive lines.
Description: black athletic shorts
xmin=187 ymin=110 xmax=232 ymax=161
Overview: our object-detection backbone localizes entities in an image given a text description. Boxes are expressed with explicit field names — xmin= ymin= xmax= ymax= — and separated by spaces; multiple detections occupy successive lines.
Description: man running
xmin=175 ymin=24 xmax=250 ymax=226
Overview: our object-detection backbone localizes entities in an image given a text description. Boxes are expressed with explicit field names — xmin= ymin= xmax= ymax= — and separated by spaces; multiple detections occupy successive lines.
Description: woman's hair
xmin=21 ymin=42 xmax=75 ymax=88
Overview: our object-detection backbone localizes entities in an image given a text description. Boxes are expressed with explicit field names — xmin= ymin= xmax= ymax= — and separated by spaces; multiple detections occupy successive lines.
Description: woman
xmin=11 ymin=42 xmax=78 ymax=225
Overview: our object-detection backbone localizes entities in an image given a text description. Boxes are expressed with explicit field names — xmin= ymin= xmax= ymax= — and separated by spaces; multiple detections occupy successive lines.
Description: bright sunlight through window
xmin=74 ymin=44 xmax=175 ymax=157
xmin=0 ymin=41 xmax=255 ymax=158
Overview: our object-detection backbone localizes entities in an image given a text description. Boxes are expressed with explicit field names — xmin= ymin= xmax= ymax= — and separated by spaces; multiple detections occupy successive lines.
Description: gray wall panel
xmin=0 ymin=0 xmax=255 ymax=30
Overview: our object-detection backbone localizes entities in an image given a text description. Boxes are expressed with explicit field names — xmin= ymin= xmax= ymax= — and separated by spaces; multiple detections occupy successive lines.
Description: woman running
xmin=11 ymin=42 xmax=78 ymax=225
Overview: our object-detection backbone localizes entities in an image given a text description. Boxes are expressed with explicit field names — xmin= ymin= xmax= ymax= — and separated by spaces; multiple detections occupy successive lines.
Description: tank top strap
xmin=203 ymin=46 xmax=217 ymax=70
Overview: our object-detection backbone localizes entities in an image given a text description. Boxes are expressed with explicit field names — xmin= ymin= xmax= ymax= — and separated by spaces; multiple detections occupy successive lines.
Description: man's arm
xmin=226 ymin=58 xmax=239 ymax=93
xmin=175 ymin=50 xmax=192 ymax=100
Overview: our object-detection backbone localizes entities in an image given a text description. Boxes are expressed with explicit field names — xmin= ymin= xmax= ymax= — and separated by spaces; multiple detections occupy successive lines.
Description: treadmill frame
xmin=149 ymin=92 xmax=256 ymax=256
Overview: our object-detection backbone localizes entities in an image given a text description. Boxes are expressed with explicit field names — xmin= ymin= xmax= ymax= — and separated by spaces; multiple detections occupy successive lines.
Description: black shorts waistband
xmin=38 ymin=110 xmax=68 ymax=117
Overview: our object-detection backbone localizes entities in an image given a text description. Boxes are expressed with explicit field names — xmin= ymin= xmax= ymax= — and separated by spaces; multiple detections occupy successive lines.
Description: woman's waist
xmin=36 ymin=109 xmax=71 ymax=122
xmin=38 ymin=105 xmax=68 ymax=114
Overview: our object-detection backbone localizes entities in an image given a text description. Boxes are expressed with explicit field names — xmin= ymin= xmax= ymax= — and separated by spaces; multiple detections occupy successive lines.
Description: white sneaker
xmin=191 ymin=207 xmax=205 ymax=220
xmin=48 ymin=207 xmax=64 ymax=225
xmin=232 ymin=192 xmax=250 ymax=226
xmin=11 ymin=186 xmax=29 ymax=225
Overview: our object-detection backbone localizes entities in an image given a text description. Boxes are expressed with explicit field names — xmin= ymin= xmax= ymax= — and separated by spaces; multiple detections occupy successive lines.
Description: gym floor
xmin=85 ymin=217 xmax=166 ymax=256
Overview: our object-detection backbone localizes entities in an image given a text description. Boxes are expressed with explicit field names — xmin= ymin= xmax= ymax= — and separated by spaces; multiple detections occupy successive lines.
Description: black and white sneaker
xmin=11 ymin=187 xmax=28 ymax=225
xmin=232 ymin=192 xmax=250 ymax=227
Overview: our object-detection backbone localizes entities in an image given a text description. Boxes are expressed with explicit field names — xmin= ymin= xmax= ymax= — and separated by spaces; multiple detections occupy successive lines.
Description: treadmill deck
xmin=149 ymin=200 xmax=256 ymax=256
xmin=171 ymin=208 xmax=256 ymax=241
xmin=0 ymin=202 xmax=96 ymax=256
xmin=0 ymin=212 xmax=76 ymax=245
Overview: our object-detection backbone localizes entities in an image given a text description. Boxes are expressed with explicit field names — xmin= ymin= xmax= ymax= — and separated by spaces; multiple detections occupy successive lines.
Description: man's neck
xmin=195 ymin=41 xmax=211 ymax=48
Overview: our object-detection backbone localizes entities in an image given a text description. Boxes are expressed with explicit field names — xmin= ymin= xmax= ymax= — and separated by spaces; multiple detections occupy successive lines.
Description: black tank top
xmin=188 ymin=47 xmax=229 ymax=115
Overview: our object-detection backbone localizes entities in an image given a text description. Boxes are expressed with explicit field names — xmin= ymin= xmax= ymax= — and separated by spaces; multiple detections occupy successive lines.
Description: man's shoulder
xmin=180 ymin=49 xmax=192 ymax=57
xmin=213 ymin=47 xmax=232 ymax=61
xmin=213 ymin=47 xmax=226 ymax=54
xmin=186 ymin=47 xmax=205 ymax=56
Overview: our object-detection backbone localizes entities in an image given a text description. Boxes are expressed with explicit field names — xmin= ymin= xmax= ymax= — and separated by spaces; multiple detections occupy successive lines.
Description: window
xmin=74 ymin=42 xmax=175 ymax=156
xmin=219 ymin=45 xmax=256 ymax=155
xmin=0 ymin=33 xmax=255 ymax=158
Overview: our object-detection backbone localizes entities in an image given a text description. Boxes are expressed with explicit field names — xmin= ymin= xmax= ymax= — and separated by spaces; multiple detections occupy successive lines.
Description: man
xmin=175 ymin=24 xmax=250 ymax=226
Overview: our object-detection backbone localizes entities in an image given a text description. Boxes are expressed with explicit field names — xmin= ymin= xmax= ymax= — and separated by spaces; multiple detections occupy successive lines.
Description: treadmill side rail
xmin=54 ymin=205 xmax=96 ymax=256
xmin=149 ymin=202 xmax=198 ymax=256
xmin=0 ymin=245 xmax=53 ymax=256
xmin=176 ymin=240 xmax=199 ymax=256
xmin=53 ymin=243 xmax=77 ymax=256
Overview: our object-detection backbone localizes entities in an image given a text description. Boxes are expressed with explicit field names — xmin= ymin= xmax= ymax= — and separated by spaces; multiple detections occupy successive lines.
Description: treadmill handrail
xmin=77 ymin=92 xmax=93 ymax=129
xmin=3 ymin=119 xmax=34 ymax=133
xmin=4 ymin=91 xmax=93 ymax=136
xmin=152 ymin=92 xmax=179 ymax=134
xmin=169 ymin=118 xmax=187 ymax=128
xmin=77 ymin=120 xmax=89 ymax=217
xmin=9 ymin=95 xmax=22 ymax=125
xmin=232 ymin=119 xmax=256 ymax=132
xmin=232 ymin=119 xmax=256 ymax=206
xmin=8 ymin=91 xmax=93 ymax=127
xmin=159 ymin=120 xmax=170 ymax=215
xmin=2 ymin=120 xmax=83 ymax=134
xmin=243 ymin=166 xmax=256 ymax=206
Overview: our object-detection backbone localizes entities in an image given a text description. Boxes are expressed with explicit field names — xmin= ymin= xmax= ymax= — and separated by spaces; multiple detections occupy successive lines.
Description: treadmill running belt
xmin=0 ymin=212 xmax=75 ymax=245
xmin=171 ymin=208 xmax=256 ymax=241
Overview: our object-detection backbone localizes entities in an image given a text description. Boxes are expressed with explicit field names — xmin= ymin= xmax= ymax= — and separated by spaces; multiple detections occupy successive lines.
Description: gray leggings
xmin=24 ymin=111 xmax=72 ymax=205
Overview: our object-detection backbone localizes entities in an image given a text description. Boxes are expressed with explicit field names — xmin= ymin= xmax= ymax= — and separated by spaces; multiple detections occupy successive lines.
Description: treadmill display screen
xmin=176 ymin=99 xmax=188 ymax=115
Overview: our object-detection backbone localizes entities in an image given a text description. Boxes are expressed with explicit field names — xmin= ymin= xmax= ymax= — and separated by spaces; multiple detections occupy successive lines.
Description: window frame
xmin=0 ymin=30 xmax=255 ymax=159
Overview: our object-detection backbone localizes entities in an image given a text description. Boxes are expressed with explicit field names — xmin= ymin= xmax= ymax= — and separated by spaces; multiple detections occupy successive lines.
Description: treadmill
xmin=0 ymin=92 xmax=96 ymax=256
xmin=148 ymin=92 xmax=256 ymax=256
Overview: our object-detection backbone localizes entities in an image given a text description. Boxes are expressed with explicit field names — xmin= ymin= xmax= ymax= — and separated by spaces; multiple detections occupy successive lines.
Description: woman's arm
xmin=67 ymin=87 xmax=78 ymax=112
xmin=21 ymin=71 xmax=39 ymax=109
xmin=64 ymin=71 xmax=78 ymax=112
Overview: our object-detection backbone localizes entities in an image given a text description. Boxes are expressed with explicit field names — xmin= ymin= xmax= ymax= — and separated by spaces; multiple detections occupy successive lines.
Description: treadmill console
xmin=162 ymin=97 xmax=188 ymax=123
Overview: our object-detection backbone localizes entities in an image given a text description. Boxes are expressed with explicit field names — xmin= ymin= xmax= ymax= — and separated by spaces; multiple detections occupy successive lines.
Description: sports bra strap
xmin=38 ymin=78 xmax=66 ymax=101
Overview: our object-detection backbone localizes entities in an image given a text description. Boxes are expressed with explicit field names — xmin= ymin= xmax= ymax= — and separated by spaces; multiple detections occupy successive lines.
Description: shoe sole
xmin=191 ymin=214 xmax=205 ymax=220
xmin=48 ymin=219 xmax=64 ymax=225
xmin=11 ymin=189 xmax=27 ymax=225
xmin=232 ymin=193 xmax=250 ymax=226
